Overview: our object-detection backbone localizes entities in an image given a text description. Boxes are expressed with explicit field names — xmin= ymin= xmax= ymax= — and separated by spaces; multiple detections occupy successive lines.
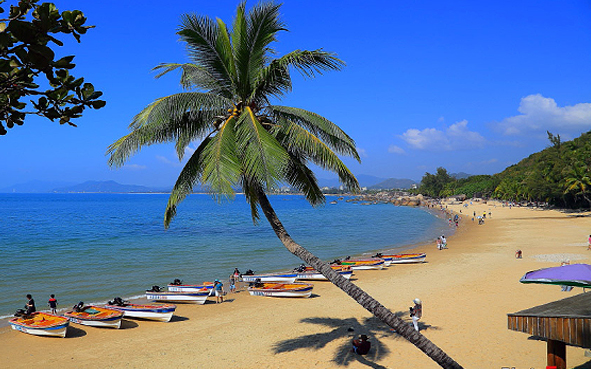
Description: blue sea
xmin=0 ymin=193 xmax=449 ymax=319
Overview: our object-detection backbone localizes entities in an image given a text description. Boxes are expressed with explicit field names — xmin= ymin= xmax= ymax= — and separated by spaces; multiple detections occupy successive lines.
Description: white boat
xmin=9 ymin=312 xmax=69 ymax=338
xmin=241 ymin=272 xmax=298 ymax=283
xmin=296 ymin=269 xmax=353 ymax=281
xmin=248 ymin=283 xmax=313 ymax=298
xmin=380 ymin=253 xmax=427 ymax=264
xmin=105 ymin=302 xmax=176 ymax=322
xmin=145 ymin=290 xmax=210 ymax=304
xmin=167 ymin=282 xmax=213 ymax=292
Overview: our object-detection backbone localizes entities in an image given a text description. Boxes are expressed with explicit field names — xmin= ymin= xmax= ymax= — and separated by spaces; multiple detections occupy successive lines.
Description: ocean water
xmin=0 ymin=193 xmax=449 ymax=318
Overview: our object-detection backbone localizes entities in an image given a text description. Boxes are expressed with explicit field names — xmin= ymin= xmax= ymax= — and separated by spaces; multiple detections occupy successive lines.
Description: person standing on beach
xmin=48 ymin=294 xmax=58 ymax=314
xmin=25 ymin=294 xmax=36 ymax=315
xmin=410 ymin=298 xmax=422 ymax=332
xmin=441 ymin=235 xmax=447 ymax=249
xmin=213 ymin=279 xmax=224 ymax=303
xmin=436 ymin=238 xmax=442 ymax=250
xmin=588 ymin=235 xmax=591 ymax=250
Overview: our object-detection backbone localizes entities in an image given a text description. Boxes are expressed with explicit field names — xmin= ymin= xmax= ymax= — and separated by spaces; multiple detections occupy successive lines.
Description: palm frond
xmin=235 ymin=106 xmax=289 ymax=189
xmin=164 ymin=138 xmax=210 ymax=228
xmin=274 ymin=119 xmax=360 ymax=192
xmin=284 ymin=152 xmax=325 ymax=206
xmin=268 ymin=105 xmax=360 ymax=161
xmin=129 ymin=92 xmax=230 ymax=131
xmin=153 ymin=63 xmax=230 ymax=97
xmin=201 ymin=117 xmax=241 ymax=200
xmin=240 ymin=176 xmax=262 ymax=223
xmin=178 ymin=13 xmax=236 ymax=93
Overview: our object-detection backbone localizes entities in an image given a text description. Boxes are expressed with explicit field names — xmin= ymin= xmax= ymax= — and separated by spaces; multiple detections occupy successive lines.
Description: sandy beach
xmin=1 ymin=201 xmax=590 ymax=368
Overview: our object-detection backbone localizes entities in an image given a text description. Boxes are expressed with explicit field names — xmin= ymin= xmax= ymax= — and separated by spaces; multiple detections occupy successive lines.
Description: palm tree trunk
xmin=256 ymin=190 xmax=463 ymax=369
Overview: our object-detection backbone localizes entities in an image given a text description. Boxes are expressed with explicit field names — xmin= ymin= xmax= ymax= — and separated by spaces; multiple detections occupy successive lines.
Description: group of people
xmin=22 ymin=294 xmax=58 ymax=316
xmin=436 ymin=235 xmax=447 ymax=250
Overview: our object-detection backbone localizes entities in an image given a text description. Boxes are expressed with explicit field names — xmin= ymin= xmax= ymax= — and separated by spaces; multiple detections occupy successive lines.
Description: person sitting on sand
xmin=436 ymin=238 xmax=442 ymax=250
xmin=515 ymin=250 xmax=522 ymax=259
xmin=351 ymin=334 xmax=371 ymax=355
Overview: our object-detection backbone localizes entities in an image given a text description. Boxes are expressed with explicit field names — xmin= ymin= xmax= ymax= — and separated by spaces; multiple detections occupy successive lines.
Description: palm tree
xmin=107 ymin=2 xmax=462 ymax=368
xmin=564 ymin=161 xmax=591 ymax=207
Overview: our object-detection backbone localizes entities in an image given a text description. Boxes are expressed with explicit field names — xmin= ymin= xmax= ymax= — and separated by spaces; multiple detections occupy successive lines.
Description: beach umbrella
xmin=520 ymin=263 xmax=591 ymax=288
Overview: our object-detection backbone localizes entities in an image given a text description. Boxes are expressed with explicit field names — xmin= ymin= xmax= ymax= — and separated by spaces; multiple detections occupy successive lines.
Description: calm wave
xmin=0 ymin=193 xmax=449 ymax=318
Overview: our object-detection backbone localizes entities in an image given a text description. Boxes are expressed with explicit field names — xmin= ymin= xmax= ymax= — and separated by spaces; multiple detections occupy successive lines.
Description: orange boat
xmin=338 ymin=259 xmax=384 ymax=270
xmin=9 ymin=312 xmax=69 ymax=338
xmin=65 ymin=304 xmax=123 ymax=329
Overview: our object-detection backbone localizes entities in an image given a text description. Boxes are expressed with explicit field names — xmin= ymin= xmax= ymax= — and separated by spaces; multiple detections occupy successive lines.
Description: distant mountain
xmin=0 ymin=180 xmax=75 ymax=193
xmin=318 ymin=174 xmax=388 ymax=188
xmin=52 ymin=180 xmax=168 ymax=193
xmin=450 ymin=172 xmax=472 ymax=179
xmin=369 ymin=178 xmax=417 ymax=190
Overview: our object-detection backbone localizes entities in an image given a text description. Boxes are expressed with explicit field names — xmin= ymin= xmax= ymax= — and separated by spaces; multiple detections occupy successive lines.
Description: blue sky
xmin=2 ymin=0 xmax=591 ymax=188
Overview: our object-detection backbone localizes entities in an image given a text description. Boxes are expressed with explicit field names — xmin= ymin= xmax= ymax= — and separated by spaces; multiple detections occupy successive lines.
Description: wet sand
xmin=1 ymin=201 xmax=590 ymax=368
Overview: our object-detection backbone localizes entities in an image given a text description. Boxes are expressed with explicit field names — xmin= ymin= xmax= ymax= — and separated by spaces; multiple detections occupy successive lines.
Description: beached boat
xmin=248 ymin=282 xmax=313 ymax=298
xmin=380 ymin=253 xmax=426 ymax=264
xmin=64 ymin=305 xmax=123 ymax=329
xmin=105 ymin=300 xmax=177 ymax=322
xmin=145 ymin=290 xmax=210 ymax=304
xmin=296 ymin=267 xmax=353 ymax=281
xmin=338 ymin=259 xmax=384 ymax=270
xmin=241 ymin=272 xmax=298 ymax=283
xmin=9 ymin=312 xmax=69 ymax=338
xmin=167 ymin=282 xmax=213 ymax=292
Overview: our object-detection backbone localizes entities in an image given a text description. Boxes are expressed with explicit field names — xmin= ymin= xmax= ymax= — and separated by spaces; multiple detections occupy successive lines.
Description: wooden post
xmin=547 ymin=339 xmax=566 ymax=369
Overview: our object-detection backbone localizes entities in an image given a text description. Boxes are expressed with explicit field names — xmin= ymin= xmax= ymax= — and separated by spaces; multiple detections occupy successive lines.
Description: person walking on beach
xmin=213 ymin=279 xmax=224 ymax=303
xmin=229 ymin=274 xmax=236 ymax=293
xmin=351 ymin=334 xmax=371 ymax=355
xmin=48 ymin=294 xmax=58 ymax=314
xmin=25 ymin=294 xmax=36 ymax=315
xmin=410 ymin=298 xmax=422 ymax=332
xmin=588 ymin=235 xmax=591 ymax=250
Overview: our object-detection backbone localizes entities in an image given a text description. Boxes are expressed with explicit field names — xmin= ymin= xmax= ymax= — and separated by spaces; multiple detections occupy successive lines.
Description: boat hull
xmin=64 ymin=306 xmax=123 ymax=329
xmin=167 ymin=283 xmax=213 ymax=292
xmin=296 ymin=270 xmax=353 ymax=281
xmin=9 ymin=312 xmax=69 ymax=338
xmin=105 ymin=303 xmax=176 ymax=322
xmin=241 ymin=273 xmax=298 ymax=283
xmin=146 ymin=291 xmax=209 ymax=304
xmin=382 ymin=253 xmax=426 ymax=264
xmin=339 ymin=260 xmax=384 ymax=270
xmin=248 ymin=283 xmax=313 ymax=298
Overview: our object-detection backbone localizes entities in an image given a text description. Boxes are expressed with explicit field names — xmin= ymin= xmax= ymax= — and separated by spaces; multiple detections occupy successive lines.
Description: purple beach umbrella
xmin=519 ymin=263 xmax=591 ymax=288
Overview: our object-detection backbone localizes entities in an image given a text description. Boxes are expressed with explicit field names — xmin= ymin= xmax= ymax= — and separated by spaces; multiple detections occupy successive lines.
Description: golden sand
xmin=1 ymin=201 xmax=590 ymax=368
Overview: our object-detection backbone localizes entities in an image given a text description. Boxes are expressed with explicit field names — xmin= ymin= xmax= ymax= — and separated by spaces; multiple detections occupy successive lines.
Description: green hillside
xmin=419 ymin=130 xmax=591 ymax=208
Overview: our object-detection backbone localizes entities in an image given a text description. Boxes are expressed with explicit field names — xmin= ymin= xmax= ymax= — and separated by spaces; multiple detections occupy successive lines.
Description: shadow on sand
xmin=272 ymin=313 xmax=440 ymax=367
xmin=120 ymin=319 xmax=139 ymax=329
xmin=65 ymin=325 xmax=87 ymax=338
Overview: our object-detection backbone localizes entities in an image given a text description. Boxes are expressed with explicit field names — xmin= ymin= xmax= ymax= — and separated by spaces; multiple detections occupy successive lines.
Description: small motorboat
xmin=64 ymin=303 xmax=123 ymax=329
xmin=248 ymin=282 xmax=313 ymax=298
xmin=241 ymin=272 xmax=298 ymax=283
xmin=145 ymin=286 xmax=210 ymax=305
xmin=379 ymin=253 xmax=426 ymax=264
xmin=167 ymin=281 xmax=213 ymax=292
xmin=9 ymin=312 xmax=69 ymax=338
xmin=105 ymin=297 xmax=176 ymax=322
xmin=337 ymin=259 xmax=384 ymax=270
xmin=296 ymin=266 xmax=353 ymax=281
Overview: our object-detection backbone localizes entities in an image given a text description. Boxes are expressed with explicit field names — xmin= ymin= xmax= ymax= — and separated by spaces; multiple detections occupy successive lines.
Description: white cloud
xmin=123 ymin=164 xmax=147 ymax=170
xmin=388 ymin=145 xmax=406 ymax=154
xmin=357 ymin=147 xmax=368 ymax=158
xmin=497 ymin=94 xmax=591 ymax=135
xmin=156 ymin=155 xmax=182 ymax=167
xmin=400 ymin=120 xmax=485 ymax=151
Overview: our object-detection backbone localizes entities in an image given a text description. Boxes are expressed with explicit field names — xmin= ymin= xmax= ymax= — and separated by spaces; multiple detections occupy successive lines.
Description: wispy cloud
xmin=156 ymin=155 xmax=182 ymax=167
xmin=496 ymin=94 xmax=591 ymax=136
xmin=388 ymin=145 xmax=406 ymax=154
xmin=357 ymin=147 xmax=368 ymax=158
xmin=400 ymin=120 xmax=485 ymax=151
xmin=123 ymin=164 xmax=147 ymax=170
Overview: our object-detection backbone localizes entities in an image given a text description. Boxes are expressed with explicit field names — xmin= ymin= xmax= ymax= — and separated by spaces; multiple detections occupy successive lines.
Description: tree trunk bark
xmin=256 ymin=190 xmax=463 ymax=369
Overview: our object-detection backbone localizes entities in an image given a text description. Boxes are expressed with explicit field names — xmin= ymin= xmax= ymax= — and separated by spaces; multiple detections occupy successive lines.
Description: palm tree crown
xmin=107 ymin=1 xmax=359 ymax=225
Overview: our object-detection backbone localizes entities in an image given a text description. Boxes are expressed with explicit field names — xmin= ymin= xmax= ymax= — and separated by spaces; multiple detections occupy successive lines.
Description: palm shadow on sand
xmin=272 ymin=312 xmax=440 ymax=367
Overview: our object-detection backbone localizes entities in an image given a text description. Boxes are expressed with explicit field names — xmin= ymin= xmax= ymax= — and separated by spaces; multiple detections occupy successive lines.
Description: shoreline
xmin=2 ymin=201 xmax=590 ymax=368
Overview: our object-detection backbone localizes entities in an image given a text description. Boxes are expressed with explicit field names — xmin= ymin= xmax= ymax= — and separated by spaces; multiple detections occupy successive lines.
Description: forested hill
xmin=418 ymin=130 xmax=591 ymax=209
